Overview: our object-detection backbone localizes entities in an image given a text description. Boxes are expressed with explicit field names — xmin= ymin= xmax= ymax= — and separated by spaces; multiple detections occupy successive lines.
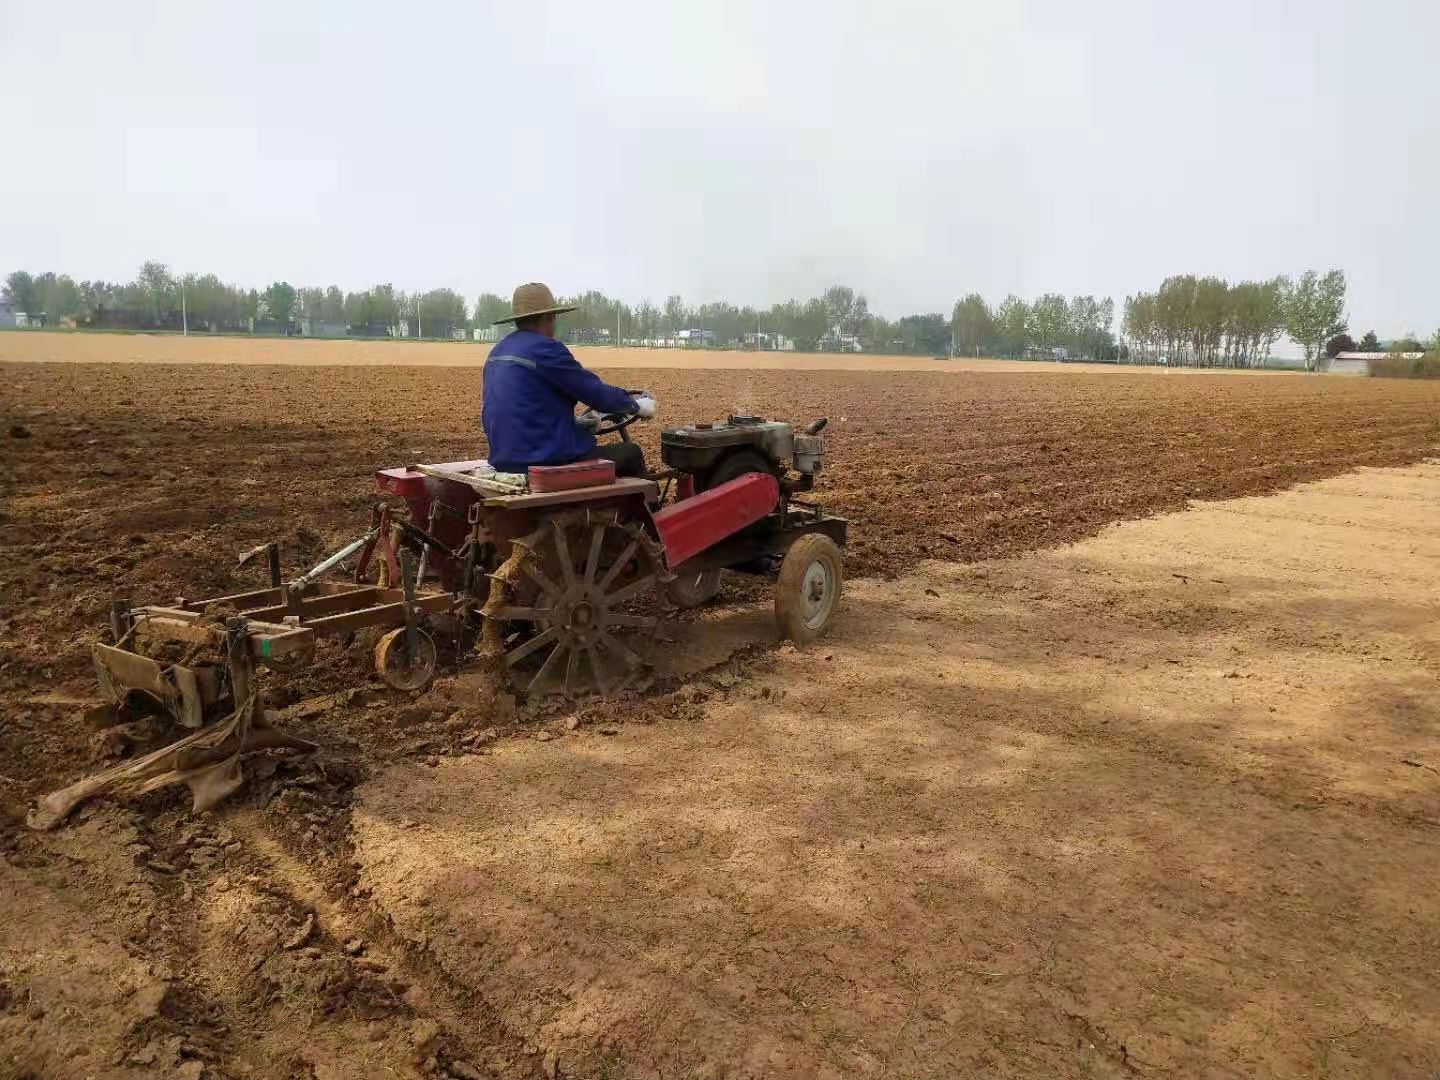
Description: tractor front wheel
xmin=775 ymin=534 xmax=843 ymax=645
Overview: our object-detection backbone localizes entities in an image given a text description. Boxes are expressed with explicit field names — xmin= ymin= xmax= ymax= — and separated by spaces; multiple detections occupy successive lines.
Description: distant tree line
xmin=950 ymin=293 xmax=1118 ymax=360
xmin=0 ymin=267 xmax=965 ymax=354
xmin=1121 ymin=270 xmax=1351 ymax=371
xmin=1 ymin=264 xmax=470 ymax=339
xmin=479 ymin=283 xmax=957 ymax=355
xmin=6 ymin=261 xmax=1423 ymax=368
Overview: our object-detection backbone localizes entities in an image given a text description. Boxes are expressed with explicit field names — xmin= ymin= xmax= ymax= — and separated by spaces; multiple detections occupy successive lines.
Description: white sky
xmin=1 ymin=0 xmax=1435 ymax=337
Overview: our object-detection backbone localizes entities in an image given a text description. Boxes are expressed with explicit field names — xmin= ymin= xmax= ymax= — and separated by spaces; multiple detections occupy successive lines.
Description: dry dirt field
xmin=3 ymin=341 xmax=1440 ymax=1079
xmin=2 ymin=328 xmax=1168 ymax=373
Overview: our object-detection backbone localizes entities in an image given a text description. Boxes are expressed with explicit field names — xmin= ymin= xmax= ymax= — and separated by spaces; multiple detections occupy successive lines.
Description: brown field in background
xmin=4 ymin=328 xmax=1188 ymax=373
xmin=3 ymin=351 xmax=1440 ymax=1078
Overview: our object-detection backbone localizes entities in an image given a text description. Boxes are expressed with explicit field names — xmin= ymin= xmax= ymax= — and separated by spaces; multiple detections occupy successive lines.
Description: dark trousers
xmin=590 ymin=440 xmax=647 ymax=478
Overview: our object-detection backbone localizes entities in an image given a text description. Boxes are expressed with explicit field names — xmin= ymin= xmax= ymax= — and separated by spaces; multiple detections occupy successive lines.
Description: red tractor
xmin=88 ymin=396 xmax=846 ymax=728
xmin=32 ymin=398 xmax=847 ymax=830
xmin=35 ymin=400 xmax=846 ymax=827
xmin=367 ymin=396 xmax=846 ymax=697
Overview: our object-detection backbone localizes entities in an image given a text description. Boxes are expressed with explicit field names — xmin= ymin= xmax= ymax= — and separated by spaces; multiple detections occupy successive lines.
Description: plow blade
xmin=93 ymin=643 xmax=219 ymax=728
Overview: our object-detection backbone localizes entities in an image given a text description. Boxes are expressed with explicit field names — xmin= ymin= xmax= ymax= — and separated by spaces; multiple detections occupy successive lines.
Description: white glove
xmin=576 ymin=409 xmax=601 ymax=432
xmin=632 ymin=394 xmax=657 ymax=419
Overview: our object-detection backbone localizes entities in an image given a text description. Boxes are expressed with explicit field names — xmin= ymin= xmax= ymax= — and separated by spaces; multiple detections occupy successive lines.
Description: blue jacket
xmin=481 ymin=330 xmax=636 ymax=473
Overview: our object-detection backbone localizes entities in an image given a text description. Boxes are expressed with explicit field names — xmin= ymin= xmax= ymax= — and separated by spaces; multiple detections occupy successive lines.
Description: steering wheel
xmin=579 ymin=388 xmax=651 ymax=441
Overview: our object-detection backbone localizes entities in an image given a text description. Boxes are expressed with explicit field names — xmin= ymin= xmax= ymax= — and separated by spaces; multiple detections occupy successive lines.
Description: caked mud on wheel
xmin=483 ymin=510 xmax=676 ymax=698
xmin=373 ymin=626 xmax=438 ymax=691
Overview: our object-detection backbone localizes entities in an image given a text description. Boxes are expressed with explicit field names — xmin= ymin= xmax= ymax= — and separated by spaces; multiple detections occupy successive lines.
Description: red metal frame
xmin=374 ymin=457 xmax=782 ymax=585
xmin=373 ymin=462 xmax=483 ymax=585
xmin=651 ymin=472 xmax=779 ymax=569
xmin=353 ymin=504 xmax=402 ymax=587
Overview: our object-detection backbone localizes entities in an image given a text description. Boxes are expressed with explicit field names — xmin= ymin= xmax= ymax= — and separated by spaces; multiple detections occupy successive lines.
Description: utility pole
xmin=181 ymin=276 xmax=188 ymax=336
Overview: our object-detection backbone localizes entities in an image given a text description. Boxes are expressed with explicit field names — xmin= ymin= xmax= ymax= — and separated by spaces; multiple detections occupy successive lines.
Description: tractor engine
xmin=661 ymin=415 xmax=826 ymax=493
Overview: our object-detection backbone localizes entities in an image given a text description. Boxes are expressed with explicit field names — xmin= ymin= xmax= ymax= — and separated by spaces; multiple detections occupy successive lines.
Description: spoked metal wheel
xmin=486 ymin=510 xmax=674 ymax=698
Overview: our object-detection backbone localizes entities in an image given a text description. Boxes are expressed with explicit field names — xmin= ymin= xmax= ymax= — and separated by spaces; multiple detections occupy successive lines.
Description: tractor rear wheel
xmin=775 ymin=534 xmax=843 ymax=645
xmin=486 ymin=510 xmax=674 ymax=698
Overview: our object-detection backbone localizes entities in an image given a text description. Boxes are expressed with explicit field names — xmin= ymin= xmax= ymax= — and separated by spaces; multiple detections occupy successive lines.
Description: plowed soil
xmin=3 ymin=347 xmax=1440 ymax=1079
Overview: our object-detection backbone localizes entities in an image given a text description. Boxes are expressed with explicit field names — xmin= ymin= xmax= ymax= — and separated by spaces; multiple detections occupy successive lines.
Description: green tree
xmin=1283 ymin=269 xmax=1347 ymax=370
xmin=862 ymin=313 xmax=899 ymax=354
xmin=1223 ymin=281 xmax=1270 ymax=367
xmin=136 ymin=260 xmax=176 ymax=325
xmin=473 ymin=292 xmax=510 ymax=327
xmin=1358 ymin=330 xmax=1380 ymax=351
xmin=663 ymin=294 xmax=688 ymax=334
xmin=1154 ymin=275 xmax=1196 ymax=363
xmin=996 ymin=296 xmax=1030 ymax=357
xmin=1255 ymin=276 xmax=1289 ymax=367
xmin=4 ymin=270 xmax=36 ymax=312
xmin=416 ymin=288 xmax=468 ymax=337
xmin=1123 ymin=293 xmax=1156 ymax=363
xmin=297 ymin=287 xmax=326 ymax=321
xmin=1066 ymin=295 xmax=1115 ymax=359
xmin=896 ymin=313 xmax=950 ymax=355
xmin=369 ymin=284 xmax=399 ymax=328
xmin=633 ymin=299 xmax=659 ymax=342
xmin=1325 ymin=332 xmax=1357 ymax=357
xmin=182 ymin=273 xmax=240 ymax=330
xmin=820 ymin=284 xmax=868 ymax=343
xmin=321 ymin=286 xmax=345 ymax=323
xmin=77 ymin=279 xmax=119 ymax=324
xmin=262 ymin=281 xmax=297 ymax=326
xmin=1190 ymin=277 xmax=1228 ymax=364
xmin=1029 ymin=293 xmax=1070 ymax=353
xmin=775 ymin=297 xmax=829 ymax=351
xmin=30 ymin=272 xmax=82 ymax=322
xmin=951 ymin=293 xmax=995 ymax=357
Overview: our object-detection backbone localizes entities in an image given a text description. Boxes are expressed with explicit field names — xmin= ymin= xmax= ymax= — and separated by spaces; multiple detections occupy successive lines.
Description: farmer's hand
xmin=632 ymin=394 xmax=657 ymax=419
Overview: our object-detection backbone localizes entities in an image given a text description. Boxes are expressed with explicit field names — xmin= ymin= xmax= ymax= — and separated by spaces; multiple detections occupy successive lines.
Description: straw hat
xmin=493 ymin=282 xmax=577 ymax=324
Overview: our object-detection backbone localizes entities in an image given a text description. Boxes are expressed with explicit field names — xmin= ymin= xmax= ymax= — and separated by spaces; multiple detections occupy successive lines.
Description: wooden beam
xmin=179 ymin=586 xmax=283 ymax=613
xmin=243 ymin=587 xmax=383 ymax=622
xmin=131 ymin=607 xmax=315 ymax=659
xmin=305 ymin=594 xmax=452 ymax=637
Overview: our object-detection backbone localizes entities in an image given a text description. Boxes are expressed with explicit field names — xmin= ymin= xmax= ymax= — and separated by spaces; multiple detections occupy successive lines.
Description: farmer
xmin=481 ymin=282 xmax=654 ymax=478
